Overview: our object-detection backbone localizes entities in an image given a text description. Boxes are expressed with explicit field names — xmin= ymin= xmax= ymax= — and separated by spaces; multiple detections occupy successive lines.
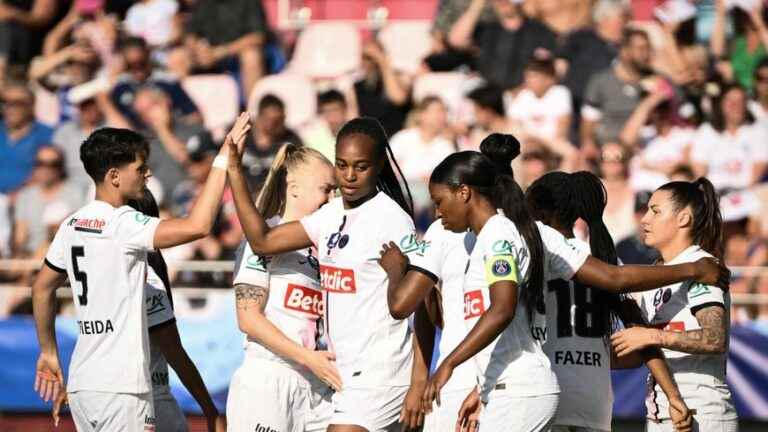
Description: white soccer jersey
xmin=532 ymin=237 xmax=613 ymax=431
xmin=233 ymin=217 xmax=323 ymax=373
xmin=638 ymin=245 xmax=737 ymax=422
xmin=145 ymin=264 xmax=176 ymax=400
xmin=409 ymin=220 xmax=477 ymax=392
xmin=300 ymin=193 xmax=417 ymax=388
xmin=463 ymin=215 xmax=560 ymax=400
xmin=45 ymin=200 xmax=160 ymax=394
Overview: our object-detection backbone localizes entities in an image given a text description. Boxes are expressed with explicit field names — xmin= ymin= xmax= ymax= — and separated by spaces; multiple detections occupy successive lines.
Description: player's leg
xmin=304 ymin=383 xmax=333 ymax=432
xmin=227 ymin=359 xmax=304 ymax=432
xmin=691 ymin=417 xmax=738 ymax=432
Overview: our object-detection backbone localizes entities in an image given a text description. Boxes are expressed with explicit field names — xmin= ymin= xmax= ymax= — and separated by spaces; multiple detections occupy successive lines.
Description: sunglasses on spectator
xmin=601 ymin=149 xmax=625 ymax=163
xmin=36 ymin=159 xmax=63 ymax=168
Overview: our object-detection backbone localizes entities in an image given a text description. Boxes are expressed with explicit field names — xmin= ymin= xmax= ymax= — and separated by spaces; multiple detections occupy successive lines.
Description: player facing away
xmin=526 ymin=171 xmax=693 ymax=432
xmin=378 ymin=134 xmax=728 ymax=431
xmin=611 ymin=178 xmax=737 ymax=432
xmin=32 ymin=114 xmax=251 ymax=432
xmin=227 ymin=143 xmax=338 ymax=432
xmin=226 ymin=117 xmax=420 ymax=432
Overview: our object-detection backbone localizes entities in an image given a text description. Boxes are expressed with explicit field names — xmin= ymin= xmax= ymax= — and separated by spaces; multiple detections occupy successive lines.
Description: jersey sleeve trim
xmin=690 ymin=301 xmax=725 ymax=316
xmin=408 ymin=264 xmax=438 ymax=284
xmin=44 ymin=258 xmax=66 ymax=274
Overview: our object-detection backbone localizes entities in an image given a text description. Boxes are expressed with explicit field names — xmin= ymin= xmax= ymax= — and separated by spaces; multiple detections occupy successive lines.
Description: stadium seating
xmin=378 ymin=20 xmax=433 ymax=74
xmin=247 ymin=72 xmax=317 ymax=128
xmin=288 ymin=22 xmax=361 ymax=79
xmin=182 ymin=74 xmax=240 ymax=140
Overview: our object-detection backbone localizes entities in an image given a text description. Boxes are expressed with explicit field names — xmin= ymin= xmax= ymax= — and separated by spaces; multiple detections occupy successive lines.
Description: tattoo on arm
xmin=235 ymin=283 xmax=269 ymax=311
xmin=659 ymin=305 xmax=728 ymax=354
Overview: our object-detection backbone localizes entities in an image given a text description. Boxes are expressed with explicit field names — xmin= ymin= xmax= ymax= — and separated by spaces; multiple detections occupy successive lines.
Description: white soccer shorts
xmin=423 ymin=387 xmax=475 ymax=432
xmin=479 ymin=390 xmax=559 ymax=432
xmin=68 ymin=390 xmax=155 ymax=432
xmin=329 ymin=385 xmax=409 ymax=431
xmin=227 ymin=358 xmax=332 ymax=432
xmin=646 ymin=417 xmax=738 ymax=432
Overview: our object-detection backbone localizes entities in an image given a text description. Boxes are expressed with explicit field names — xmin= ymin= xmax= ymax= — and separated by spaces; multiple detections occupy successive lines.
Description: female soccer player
xmin=526 ymin=171 xmax=692 ymax=432
xmin=611 ymin=178 xmax=737 ymax=432
xmin=226 ymin=143 xmax=338 ymax=432
xmin=379 ymin=134 xmax=726 ymax=431
xmin=226 ymin=117 xmax=419 ymax=432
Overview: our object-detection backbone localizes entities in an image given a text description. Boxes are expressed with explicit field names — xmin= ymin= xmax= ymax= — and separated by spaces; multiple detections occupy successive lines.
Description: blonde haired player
xmin=32 ymin=114 xmax=250 ymax=431
xmin=227 ymin=143 xmax=339 ymax=432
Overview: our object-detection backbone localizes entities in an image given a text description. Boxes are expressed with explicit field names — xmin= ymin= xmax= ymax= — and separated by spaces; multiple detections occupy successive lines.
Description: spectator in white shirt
xmin=620 ymin=83 xmax=695 ymax=192
xmin=508 ymin=56 xmax=577 ymax=167
xmin=124 ymin=0 xmax=179 ymax=47
xmin=692 ymin=84 xmax=768 ymax=192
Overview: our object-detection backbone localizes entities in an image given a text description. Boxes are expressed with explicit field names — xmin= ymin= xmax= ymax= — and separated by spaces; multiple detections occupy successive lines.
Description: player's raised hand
xmin=224 ymin=112 xmax=252 ymax=166
xmin=34 ymin=352 xmax=64 ymax=403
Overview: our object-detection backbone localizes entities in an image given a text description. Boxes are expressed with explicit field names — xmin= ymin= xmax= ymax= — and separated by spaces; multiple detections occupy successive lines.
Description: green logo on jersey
xmin=400 ymin=233 xmax=429 ymax=255
xmin=246 ymin=254 xmax=270 ymax=272
xmin=492 ymin=240 xmax=514 ymax=255
xmin=134 ymin=212 xmax=150 ymax=225
xmin=689 ymin=283 xmax=711 ymax=299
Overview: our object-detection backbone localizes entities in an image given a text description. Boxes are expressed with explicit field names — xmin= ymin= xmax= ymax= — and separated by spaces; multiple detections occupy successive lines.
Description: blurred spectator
xmin=692 ymin=83 xmax=768 ymax=192
xmin=556 ymin=0 xmax=626 ymax=113
xmin=111 ymin=36 xmax=201 ymax=128
xmin=449 ymin=0 xmax=557 ymax=90
xmin=749 ymin=57 xmax=768 ymax=121
xmin=0 ymin=193 xmax=10 ymax=258
xmin=13 ymin=146 xmax=81 ymax=257
xmin=507 ymin=57 xmax=577 ymax=167
xmin=185 ymin=0 xmax=267 ymax=101
xmin=171 ymin=137 xmax=241 ymax=285
xmin=427 ymin=0 xmax=494 ymax=72
xmin=599 ymin=142 xmax=636 ymax=243
xmin=301 ymin=89 xmax=347 ymax=162
xmin=242 ymin=94 xmax=302 ymax=187
xmin=124 ymin=0 xmax=179 ymax=47
xmin=0 ymin=0 xmax=58 ymax=79
xmin=133 ymin=86 xmax=212 ymax=199
xmin=581 ymin=29 xmax=653 ymax=157
xmin=616 ymin=190 xmax=660 ymax=265
xmin=676 ymin=44 xmax=721 ymax=126
xmin=53 ymin=89 xmax=131 ymax=192
xmin=28 ymin=40 xmax=101 ymax=123
xmin=0 ymin=81 xmax=53 ymax=193
xmin=462 ymin=84 xmax=513 ymax=151
xmin=621 ymin=85 xmax=695 ymax=192
xmin=523 ymin=0 xmax=593 ymax=35
xmin=723 ymin=215 xmax=768 ymax=321
xmin=353 ymin=40 xmax=412 ymax=138
xmin=520 ymin=148 xmax=559 ymax=189
xmin=390 ymin=96 xmax=456 ymax=183
xmin=711 ymin=0 xmax=768 ymax=90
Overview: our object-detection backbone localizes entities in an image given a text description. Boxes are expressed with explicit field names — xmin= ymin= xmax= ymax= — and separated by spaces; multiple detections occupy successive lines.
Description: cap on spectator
xmin=186 ymin=133 xmax=218 ymax=162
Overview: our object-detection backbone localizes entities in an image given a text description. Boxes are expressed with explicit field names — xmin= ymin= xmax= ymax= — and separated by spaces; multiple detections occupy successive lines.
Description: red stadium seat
xmin=378 ymin=20 xmax=433 ymax=74
xmin=182 ymin=74 xmax=240 ymax=140
xmin=288 ymin=22 xmax=361 ymax=79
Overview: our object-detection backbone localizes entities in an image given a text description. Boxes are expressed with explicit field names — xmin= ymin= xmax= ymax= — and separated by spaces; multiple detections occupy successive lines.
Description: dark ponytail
xmin=127 ymin=188 xmax=174 ymax=308
xmin=337 ymin=117 xmax=413 ymax=217
xmin=431 ymin=133 xmax=545 ymax=321
xmin=657 ymin=177 xmax=723 ymax=260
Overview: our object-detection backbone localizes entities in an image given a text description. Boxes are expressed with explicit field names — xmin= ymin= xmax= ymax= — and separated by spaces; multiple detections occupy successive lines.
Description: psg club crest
xmin=492 ymin=258 xmax=511 ymax=277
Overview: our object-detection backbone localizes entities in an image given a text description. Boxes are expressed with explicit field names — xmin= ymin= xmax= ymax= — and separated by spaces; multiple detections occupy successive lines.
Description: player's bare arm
xmin=31 ymin=265 xmax=67 ymax=402
xmin=225 ymin=129 xmax=313 ymax=256
xmin=153 ymin=113 xmax=251 ymax=250
xmin=611 ymin=305 xmax=728 ymax=356
xmin=234 ymin=283 xmax=342 ymax=391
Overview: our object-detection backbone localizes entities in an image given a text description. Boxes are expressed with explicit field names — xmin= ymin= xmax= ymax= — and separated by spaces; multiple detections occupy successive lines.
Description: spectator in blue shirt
xmin=110 ymin=37 xmax=202 ymax=128
xmin=0 ymin=82 xmax=53 ymax=193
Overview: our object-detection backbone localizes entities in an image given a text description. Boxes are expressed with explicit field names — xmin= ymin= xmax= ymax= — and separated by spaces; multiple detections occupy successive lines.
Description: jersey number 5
xmin=71 ymin=246 xmax=88 ymax=306
xmin=548 ymin=279 xmax=606 ymax=338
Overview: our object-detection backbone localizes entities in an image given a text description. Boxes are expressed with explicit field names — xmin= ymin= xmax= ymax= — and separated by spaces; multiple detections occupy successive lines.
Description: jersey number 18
xmin=548 ymin=279 xmax=606 ymax=338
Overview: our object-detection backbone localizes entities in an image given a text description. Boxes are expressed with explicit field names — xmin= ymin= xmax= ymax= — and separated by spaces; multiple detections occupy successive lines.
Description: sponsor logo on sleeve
xmin=146 ymin=293 xmax=167 ymax=316
xmin=133 ymin=212 xmax=151 ymax=225
xmin=68 ymin=218 xmax=106 ymax=234
xmin=284 ymin=284 xmax=324 ymax=316
xmin=464 ymin=290 xmax=485 ymax=319
xmin=399 ymin=233 xmax=429 ymax=256
xmin=492 ymin=239 xmax=514 ymax=255
xmin=688 ymin=283 xmax=712 ymax=299
xmin=246 ymin=254 xmax=270 ymax=272
xmin=319 ymin=265 xmax=356 ymax=293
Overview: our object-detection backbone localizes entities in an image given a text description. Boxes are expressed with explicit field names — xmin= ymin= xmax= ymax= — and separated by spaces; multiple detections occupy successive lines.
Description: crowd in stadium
xmin=0 ymin=0 xmax=766 ymax=322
